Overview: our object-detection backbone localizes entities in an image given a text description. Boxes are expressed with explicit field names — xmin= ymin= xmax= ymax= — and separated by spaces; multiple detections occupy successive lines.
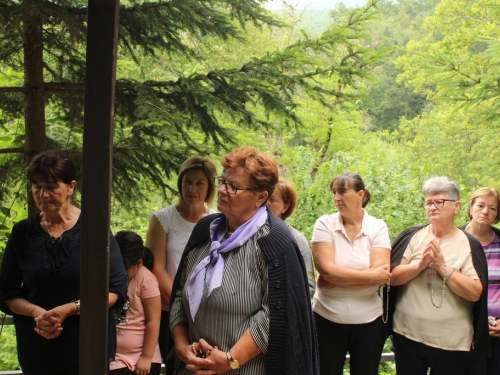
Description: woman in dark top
xmin=0 ymin=150 xmax=127 ymax=375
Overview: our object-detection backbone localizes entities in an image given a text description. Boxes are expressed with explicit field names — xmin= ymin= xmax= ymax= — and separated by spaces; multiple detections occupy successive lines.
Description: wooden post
xmin=23 ymin=0 xmax=46 ymax=216
xmin=80 ymin=0 xmax=120 ymax=374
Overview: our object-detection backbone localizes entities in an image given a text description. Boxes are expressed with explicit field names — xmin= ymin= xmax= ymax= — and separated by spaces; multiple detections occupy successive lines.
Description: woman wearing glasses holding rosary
xmin=388 ymin=176 xmax=490 ymax=375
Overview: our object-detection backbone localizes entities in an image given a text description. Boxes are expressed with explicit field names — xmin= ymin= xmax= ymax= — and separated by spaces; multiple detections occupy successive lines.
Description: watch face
xmin=230 ymin=359 xmax=240 ymax=369
xmin=227 ymin=351 xmax=240 ymax=369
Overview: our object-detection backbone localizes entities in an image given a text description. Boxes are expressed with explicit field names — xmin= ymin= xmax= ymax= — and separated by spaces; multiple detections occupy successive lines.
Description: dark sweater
xmin=385 ymin=224 xmax=490 ymax=357
xmin=168 ymin=209 xmax=320 ymax=374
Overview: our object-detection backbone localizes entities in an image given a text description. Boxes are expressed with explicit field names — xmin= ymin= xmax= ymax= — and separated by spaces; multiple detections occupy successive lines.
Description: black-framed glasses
xmin=421 ymin=199 xmax=457 ymax=209
xmin=216 ymin=176 xmax=254 ymax=195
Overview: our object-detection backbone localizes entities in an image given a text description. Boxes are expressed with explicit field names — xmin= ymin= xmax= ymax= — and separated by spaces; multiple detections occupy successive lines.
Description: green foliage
xmin=358 ymin=0 xmax=441 ymax=131
xmin=0 ymin=323 xmax=19 ymax=371
xmin=295 ymin=9 xmax=333 ymax=35
xmin=0 ymin=0 xmax=388 ymax=219
xmin=395 ymin=0 xmax=500 ymax=127
xmin=3 ymin=0 xmax=500 ymax=372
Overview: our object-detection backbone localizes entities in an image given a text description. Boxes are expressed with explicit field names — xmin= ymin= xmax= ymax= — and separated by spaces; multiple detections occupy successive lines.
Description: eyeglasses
xmin=421 ymin=199 xmax=457 ymax=209
xmin=216 ymin=176 xmax=254 ymax=195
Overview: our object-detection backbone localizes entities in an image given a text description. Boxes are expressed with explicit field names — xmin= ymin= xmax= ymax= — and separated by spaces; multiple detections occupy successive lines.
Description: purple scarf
xmin=185 ymin=206 xmax=268 ymax=321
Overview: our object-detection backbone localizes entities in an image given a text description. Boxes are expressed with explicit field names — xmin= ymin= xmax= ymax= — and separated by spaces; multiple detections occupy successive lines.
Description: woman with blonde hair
xmin=462 ymin=187 xmax=500 ymax=375
xmin=146 ymin=156 xmax=217 ymax=363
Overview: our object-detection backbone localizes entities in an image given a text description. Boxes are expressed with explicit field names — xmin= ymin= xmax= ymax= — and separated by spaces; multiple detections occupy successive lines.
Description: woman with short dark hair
xmin=311 ymin=172 xmax=391 ymax=375
xmin=0 ymin=150 xmax=127 ymax=375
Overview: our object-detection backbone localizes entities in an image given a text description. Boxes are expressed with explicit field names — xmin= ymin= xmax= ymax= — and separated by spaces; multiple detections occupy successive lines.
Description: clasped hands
xmin=33 ymin=305 xmax=67 ymax=340
xmin=421 ymin=239 xmax=446 ymax=274
xmin=177 ymin=338 xmax=230 ymax=374
xmin=489 ymin=317 xmax=500 ymax=338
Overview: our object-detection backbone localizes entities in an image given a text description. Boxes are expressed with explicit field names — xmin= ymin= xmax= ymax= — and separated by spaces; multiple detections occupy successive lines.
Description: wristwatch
xmin=226 ymin=351 xmax=240 ymax=370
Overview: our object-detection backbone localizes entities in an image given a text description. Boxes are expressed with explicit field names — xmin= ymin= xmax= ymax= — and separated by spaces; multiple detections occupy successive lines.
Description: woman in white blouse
xmin=311 ymin=172 xmax=391 ymax=375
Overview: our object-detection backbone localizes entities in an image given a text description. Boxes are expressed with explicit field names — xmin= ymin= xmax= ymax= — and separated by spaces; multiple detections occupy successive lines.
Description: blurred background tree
xmin=1 ymin=0 xmax=500 ymax=371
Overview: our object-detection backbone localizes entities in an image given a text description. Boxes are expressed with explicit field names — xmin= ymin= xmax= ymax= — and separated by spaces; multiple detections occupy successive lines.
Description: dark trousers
xmin=314 ymin=312 xmax=385 ymax=375
xmin=465 ymin=337 xmax=500 ymax=375
xmin=110 ymin=363 xmax=161 ymax=375
xmin=393 ymin=332 xmax=470 ymax=375
xmin=159 ymin=310 xmax=171 ymax=365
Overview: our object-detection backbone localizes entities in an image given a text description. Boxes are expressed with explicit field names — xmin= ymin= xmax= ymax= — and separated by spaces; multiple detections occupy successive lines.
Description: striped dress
xmin=170 ymin=223 xmax=271 ymax=375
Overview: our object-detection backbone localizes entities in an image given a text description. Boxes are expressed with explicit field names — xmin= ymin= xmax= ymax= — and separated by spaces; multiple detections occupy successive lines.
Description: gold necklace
xmin=45 ymin=218 xmax=72 ymax=243
xmin=45 ymin=221 xmax=58 ymax=243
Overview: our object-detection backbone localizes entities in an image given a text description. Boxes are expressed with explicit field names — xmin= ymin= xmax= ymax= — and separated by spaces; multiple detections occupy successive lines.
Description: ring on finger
xmin=192 ymin=342 xmax=198 ymax=355
xmin=206 ymin=345 xmax=218 ymax=356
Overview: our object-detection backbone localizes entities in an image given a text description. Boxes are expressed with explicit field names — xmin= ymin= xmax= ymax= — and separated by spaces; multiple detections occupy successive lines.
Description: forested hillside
xmin=1 ymin=0 xmax=500 ymax=371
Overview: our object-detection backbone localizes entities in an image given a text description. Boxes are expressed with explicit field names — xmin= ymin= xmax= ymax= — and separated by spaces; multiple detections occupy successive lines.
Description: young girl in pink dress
xmin=111 ymin=231 xmax=162 ymax=375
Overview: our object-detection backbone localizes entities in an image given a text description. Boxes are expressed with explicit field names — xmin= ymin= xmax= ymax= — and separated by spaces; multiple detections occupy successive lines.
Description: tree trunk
xmin=23 ymin=1 xmax=46 ymax=216
xmin=310 ymin=123 xmax=333 ymax=181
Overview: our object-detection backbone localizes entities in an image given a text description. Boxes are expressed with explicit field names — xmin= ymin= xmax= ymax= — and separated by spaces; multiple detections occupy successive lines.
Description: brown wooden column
xmin=23 ymin=0 xmax=46 ymax=216
xmin=80 ymin=0 xmax=120 ymax=374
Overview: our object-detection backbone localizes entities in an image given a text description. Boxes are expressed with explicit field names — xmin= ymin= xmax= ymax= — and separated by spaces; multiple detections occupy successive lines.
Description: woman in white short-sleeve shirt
xmin=311 ymin=172 xmax=391 ymax=375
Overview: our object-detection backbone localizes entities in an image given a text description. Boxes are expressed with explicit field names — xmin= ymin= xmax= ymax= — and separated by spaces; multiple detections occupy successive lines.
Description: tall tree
xmin=357 ymin=0 xmax=441 ymax=131
xmin=395 ymin=0 xmax=500 ymax=125
xmin=390 ymin=0 xmax=500 ymax=202
xmin=0 ymin=0 xmax=386 ymax=217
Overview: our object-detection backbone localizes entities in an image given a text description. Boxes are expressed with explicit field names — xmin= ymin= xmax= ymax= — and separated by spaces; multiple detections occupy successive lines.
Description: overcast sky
xmin=264 ymin=0 xmax=368 ymax=10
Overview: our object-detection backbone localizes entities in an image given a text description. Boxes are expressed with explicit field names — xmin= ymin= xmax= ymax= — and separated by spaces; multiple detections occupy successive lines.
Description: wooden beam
xmin=80 ymin=0 xmax=120 ymax=374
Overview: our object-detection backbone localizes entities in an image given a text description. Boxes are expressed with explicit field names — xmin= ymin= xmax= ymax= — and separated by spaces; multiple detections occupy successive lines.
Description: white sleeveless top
xmin=150 ymin=205 xmax=215 ymax=310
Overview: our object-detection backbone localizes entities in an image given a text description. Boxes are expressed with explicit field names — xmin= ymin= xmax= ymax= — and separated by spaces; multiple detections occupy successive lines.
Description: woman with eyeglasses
xmin=146 ymin=156 xmax=217 ymax=364
xmin=167 ymin=146 xmax=319 ymax=375
xmin=311 ymin=172 xmax=391 ymax=375
xmin=461 ymin=187 xmax=500 ymax=375
xmin=388 ymin=177 xmax=489 ymax=375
